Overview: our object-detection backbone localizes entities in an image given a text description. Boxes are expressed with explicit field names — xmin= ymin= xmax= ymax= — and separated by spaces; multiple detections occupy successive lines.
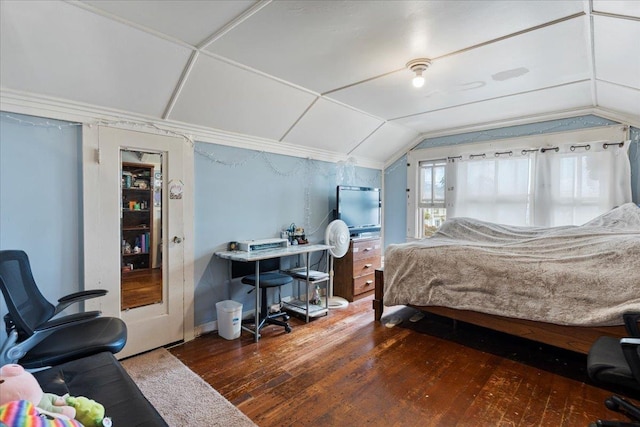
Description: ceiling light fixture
xmin=406 ymin=58 xmax=431 ymax=88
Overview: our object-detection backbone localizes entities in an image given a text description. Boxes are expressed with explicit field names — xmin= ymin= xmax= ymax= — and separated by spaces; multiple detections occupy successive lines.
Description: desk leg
xmin=305 ymin=252 xmax=310 ymax=323
xmin=254 ymin=260 xmax=260 ymax=343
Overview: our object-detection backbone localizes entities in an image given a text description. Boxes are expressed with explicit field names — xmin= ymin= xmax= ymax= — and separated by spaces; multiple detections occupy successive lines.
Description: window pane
xmin=420 ymin=165 xmax=433 ymax=203
xmin=421 ymin=207 xmax=447 ymax=237
xmin=419 ymin=160 xmax=446 ymax=207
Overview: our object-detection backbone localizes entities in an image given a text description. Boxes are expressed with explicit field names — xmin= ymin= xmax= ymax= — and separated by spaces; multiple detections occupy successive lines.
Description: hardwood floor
xmin=170 ymin=296 xmax=637 ymax=426
xmin=121 ymin=268 xmax=162 ymax=310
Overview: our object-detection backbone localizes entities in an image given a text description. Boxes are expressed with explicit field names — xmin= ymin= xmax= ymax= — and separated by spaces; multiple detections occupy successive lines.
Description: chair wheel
xmin=285 ymin=326 xmax=292 ymax=333
xmin=283 ymin=314 xmax=290 ymax=321
xmin=604 ymin=398 xmax=619 ymax=411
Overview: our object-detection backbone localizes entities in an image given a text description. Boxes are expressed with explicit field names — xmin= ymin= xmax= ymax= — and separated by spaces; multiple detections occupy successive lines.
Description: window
xmin=534 ymin=145 xmax=631 ymax=226
xmin=449 ymin=154 xmax=534 ymax=225
xmin=418 ymin=160 xmax=447 ymax=236
xmin=407 ymin=126 xmax=630 ymax=238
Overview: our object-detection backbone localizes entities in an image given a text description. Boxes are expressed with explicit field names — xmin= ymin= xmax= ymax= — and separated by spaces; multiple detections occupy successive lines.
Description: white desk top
xmin=215 ymin=243 xmax=332 ymax=262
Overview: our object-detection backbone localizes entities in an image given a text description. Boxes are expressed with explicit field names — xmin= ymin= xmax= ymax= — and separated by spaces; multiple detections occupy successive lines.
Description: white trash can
xmin=216 ymin=300 xmax=242 ymax=340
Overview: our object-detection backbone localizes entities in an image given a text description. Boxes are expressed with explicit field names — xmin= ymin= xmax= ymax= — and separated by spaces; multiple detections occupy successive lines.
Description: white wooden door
xmin=83 ymin=125 xmax=190 ymax=358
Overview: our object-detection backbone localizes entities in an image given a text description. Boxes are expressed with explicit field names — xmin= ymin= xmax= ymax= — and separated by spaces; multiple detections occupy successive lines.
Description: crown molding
xmin=0 ymin=89 xmax=384 ymax=170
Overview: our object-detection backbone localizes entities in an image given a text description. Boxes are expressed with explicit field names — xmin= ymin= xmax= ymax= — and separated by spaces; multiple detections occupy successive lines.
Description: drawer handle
xmin=365 ymin=280 xmax=373 ymax=285
xmin=364 ymin=263 xmax=373 ymax=268
xmin=363 ymin=247 xmax=373 ymax=252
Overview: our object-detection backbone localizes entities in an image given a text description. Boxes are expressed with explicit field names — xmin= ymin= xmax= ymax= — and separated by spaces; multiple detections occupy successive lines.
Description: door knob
xmin=173 ymin=236 xmax=183 ymax=244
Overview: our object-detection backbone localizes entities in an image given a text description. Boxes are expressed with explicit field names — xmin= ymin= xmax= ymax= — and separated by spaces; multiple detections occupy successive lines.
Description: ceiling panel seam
xmin=163 ymin=51 xmax=200 ymax=120
xmin=196 ymin=49 xmax=319 ymax=96
xmin=322 ymin=68 xmax=405 ymax=96
xmin=348 ymin=122 xmax=387 ymax=156
xmin=388 ymin=80 xmax=592 ymax=122
xmin=65 ymin=0 xmax=195 ymax=51
xmin=279 ymin=97 xmax=319 ymax=142
xmin=595 ymin=79 xmax=640 ymax=92
xmin=433 ymin=12 xmax=586 ymax=62
xmin=197 ymin=0 xmax=272 ymax=50
xmin=323 ymin=12 xmax=587 ymax=97
xmin=591 ymin=10 xmax=640 ymax=22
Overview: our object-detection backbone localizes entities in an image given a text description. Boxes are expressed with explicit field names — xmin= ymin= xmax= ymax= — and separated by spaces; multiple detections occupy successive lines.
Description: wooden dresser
xmin=334 ymin=236 xmax=382 ymax=302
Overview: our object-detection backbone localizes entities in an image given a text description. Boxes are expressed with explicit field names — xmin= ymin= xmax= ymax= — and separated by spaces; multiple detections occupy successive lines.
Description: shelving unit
xmin=121 ymin=162 xmax=154 ymax=272
xmin=283 ymin=268 xmax=330 ymax=322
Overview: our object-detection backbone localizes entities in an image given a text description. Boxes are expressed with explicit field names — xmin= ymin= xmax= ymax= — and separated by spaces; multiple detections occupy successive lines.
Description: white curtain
xmin=448 ymin=142 xmax=631 ymax=227
xmin=533 ymin=142 xmax=632 ymax=226
xmin=448 ymin=153 xmax=534 ymax=225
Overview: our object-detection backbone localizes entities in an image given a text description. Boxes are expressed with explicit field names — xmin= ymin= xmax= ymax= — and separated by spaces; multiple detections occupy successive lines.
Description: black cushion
xmin=588 ymin=336 xmax=636 ymax=390
xmin=241 ymin=272 xmax=293 ymax=287
xmin=33 ymin=351 xmax=167 ymax=427
xmin=19 ymin=317 xmax=127 ymax=369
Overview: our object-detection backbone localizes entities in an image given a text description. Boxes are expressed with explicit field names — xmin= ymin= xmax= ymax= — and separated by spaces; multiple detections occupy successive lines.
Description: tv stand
xmin=333 ymin=236 xmax=382 ymax=302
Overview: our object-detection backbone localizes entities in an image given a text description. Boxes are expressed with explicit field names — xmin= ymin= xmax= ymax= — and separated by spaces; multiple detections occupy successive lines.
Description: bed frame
xmin=373 ymin=269 xmax=626 ymax=355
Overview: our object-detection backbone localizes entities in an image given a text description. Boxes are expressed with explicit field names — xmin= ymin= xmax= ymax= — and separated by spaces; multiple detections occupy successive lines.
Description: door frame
xmin=82 ymin=124 xmax=195 ymax=357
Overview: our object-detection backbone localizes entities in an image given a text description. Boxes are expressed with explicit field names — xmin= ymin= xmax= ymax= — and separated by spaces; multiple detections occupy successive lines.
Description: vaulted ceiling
xmin=1 ymin=1 xmax=639 ymax=167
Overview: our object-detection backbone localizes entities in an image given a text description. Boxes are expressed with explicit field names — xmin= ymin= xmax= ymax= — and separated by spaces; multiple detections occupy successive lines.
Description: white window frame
xmin=416 ymin=159 xmax=447 ymax=238
xmin=418 ymin=159 xmax=447 ymax=209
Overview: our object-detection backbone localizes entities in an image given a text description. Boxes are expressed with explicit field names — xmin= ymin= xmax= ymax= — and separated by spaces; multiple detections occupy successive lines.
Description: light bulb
xmin=412 ymin=75 xmax=425 ymax=88
xmin=407 ymin=58 xmax=431 ymax=89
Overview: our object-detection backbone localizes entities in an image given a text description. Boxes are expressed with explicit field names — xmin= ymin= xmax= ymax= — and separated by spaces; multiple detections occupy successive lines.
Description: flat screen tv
xmin=336 ymin=186 xmax=381 ymax=236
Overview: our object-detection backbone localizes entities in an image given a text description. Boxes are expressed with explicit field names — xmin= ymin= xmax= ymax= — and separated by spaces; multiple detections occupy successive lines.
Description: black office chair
xmin=0 ymin=249 xmax=127 ymax=369
xmin=231 ymin=258 xmax=293 ymax=335
xmin=587 ymin=312 xmax=640 ymax=426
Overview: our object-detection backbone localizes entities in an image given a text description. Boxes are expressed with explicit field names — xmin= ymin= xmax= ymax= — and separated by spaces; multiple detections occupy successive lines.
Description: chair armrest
xmin=2 ymin=312 xmax=102 ymax=365
xmin=54 ymin=290 xmax=108 ymax=315
xmin=35 ymin=311 xmax=101 ymax=332
xmin=623 ymin=313 xmax=640 ymax=337
xmin=620 ymin=337 xmax=640 ymax=383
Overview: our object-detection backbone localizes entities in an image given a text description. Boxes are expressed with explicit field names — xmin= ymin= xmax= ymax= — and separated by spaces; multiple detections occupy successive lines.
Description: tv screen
xmin=337 ymin=186 xmax=381 ymax=235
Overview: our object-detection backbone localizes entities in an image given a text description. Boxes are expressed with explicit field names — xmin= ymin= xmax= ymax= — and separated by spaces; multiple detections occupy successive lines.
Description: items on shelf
xmin=282 ymin=223 xmax=308 ymax=245
xmin=126 ymin=200 xmax=150 ymax=210
xmin=121 ymin=163 xmax=154 ymax=271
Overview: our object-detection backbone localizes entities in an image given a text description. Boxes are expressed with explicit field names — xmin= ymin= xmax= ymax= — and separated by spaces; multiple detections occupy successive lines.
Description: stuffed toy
xmin=65 ymin=396 xmax=112 ymax=427
xmin=0 ymin=364 xmax=76 ymax=420
xmin=0 ymin=400 xmax=83 ymax=427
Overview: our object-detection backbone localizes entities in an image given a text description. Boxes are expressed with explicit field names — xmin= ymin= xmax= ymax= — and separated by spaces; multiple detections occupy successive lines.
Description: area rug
xmin=121 ymin=348 xmax=257 ymax=427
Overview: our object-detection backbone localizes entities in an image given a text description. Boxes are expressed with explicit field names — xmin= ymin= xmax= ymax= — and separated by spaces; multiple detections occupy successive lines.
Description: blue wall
xmin=0 ymin=112 xmax=381 ymax=332
xmin=193 ymin=143 xmax=381 ymax=326
xmin=2 ymin=110 xmax=637 ymax=336
xmin=382 ymin=115 xmax=640 ymax=247
xmin=0 ymin=113 xmax=83 ymax=321
xmin=382 ymin=155 xmax=407 ymax=248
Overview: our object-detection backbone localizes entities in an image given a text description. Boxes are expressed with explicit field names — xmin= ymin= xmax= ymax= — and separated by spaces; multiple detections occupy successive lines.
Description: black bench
xmin=33 ymin=351 xmax=167 ymax=426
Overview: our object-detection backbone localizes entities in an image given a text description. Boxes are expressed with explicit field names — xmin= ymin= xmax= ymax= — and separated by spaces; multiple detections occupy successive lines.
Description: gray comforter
xmin=384 ymin=203 xmax=640 ymax=326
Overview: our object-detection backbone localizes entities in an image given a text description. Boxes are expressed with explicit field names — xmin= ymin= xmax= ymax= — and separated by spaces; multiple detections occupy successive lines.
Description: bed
xmin=374 ymin=203 xmax=640 ymax=354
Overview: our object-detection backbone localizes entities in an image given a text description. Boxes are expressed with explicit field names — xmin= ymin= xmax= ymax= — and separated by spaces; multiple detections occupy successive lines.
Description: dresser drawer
xmin=353 ymin=257 xmax=382 ymax=278
xmin=351 ymin=239 xmax=381 ymax=261
xmin=353 ymin=274 xmax=375 ymax=296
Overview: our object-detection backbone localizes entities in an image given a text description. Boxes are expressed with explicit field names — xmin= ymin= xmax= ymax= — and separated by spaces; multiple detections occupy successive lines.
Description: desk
xmin=215 ymin=244 xmax=331 ymax=342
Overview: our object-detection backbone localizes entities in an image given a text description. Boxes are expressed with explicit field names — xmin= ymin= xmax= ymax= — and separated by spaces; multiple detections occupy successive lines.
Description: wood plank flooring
xmin=121 ymin=268 xmax=162 ymax=310
xmin=170 ymin=296 xmax=638 ymax=426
